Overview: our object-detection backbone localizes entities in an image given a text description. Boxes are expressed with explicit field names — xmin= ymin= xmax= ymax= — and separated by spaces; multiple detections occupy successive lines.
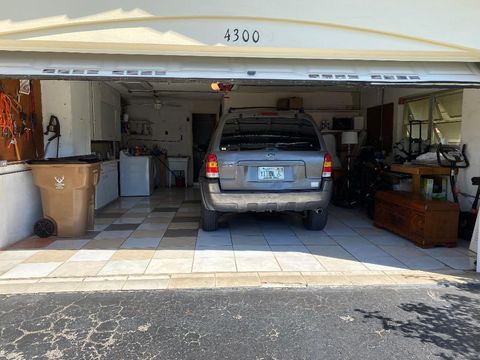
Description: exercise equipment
xmin=436 ymin=144 xmax=469 ymax=204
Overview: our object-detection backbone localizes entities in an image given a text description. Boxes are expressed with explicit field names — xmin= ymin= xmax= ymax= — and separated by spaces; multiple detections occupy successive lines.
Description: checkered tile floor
xmin=0 ymin=188 xmax=476 ymax=280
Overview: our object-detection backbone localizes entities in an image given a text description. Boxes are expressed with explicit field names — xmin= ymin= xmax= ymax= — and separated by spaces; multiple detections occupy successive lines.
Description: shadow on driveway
xmin=355 ymin=285 xmax=480 ymax=360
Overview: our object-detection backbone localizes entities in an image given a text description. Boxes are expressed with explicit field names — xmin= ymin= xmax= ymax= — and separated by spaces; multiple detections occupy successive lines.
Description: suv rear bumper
xmin=200 ymin=179 xmax=332 ymax=213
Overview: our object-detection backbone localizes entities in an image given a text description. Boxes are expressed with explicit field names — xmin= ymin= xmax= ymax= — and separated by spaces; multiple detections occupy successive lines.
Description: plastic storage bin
xmin=28 ymin=156 xmax=101 ymax=237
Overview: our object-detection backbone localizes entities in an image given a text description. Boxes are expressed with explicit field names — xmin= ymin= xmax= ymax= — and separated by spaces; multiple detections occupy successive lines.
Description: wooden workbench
xmin=390 ymin=163 xmax=450 ymax=195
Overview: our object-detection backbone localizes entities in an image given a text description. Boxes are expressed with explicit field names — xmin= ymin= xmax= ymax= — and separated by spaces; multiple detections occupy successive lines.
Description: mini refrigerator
xmin=119 ymin=151 xmax=154 ymax=196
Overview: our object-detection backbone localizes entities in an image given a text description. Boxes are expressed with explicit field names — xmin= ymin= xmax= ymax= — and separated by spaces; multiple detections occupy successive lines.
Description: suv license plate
xmin=258 ymin=167 xmax=284 ymax=180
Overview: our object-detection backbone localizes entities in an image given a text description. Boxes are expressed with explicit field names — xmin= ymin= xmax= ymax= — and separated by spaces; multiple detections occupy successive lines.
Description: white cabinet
xmin=95 ymin=161 xmax=119 ymax=209
xmin=91 ymin=82 xmax=121 ymax=141
xmin=41 ymin=81 xmax=93 ymax=157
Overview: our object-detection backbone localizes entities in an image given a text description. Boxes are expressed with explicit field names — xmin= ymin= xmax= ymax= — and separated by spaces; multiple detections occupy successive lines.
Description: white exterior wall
xmin=0 ymin=165 xmax=42 ymax=249
xmin=0 ymin=1 xmax=479 ymax=61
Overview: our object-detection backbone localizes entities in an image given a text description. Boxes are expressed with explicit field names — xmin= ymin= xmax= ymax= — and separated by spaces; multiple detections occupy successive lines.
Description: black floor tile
xmin=153 ymin=208 xmax=179 ymax=212
xmin=164 ymin=229 xmax=198 ymax=237
xmin=171 ymin=216 xmax=200 ymax=223
xmin=96 ymin=212 xmax=125 ymax=219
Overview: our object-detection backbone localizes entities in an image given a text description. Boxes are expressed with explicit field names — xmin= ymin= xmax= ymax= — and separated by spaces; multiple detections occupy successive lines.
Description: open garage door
xmin=0 ymin=51 xmax=480 ymax=86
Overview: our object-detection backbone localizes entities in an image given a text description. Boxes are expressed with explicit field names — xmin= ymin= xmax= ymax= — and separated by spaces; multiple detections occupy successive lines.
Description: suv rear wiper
xmin=274 ymin=142 xmax=312 ymax=149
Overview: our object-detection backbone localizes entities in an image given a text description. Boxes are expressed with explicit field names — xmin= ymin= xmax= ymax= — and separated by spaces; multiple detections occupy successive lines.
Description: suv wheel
xmin=201 ymin=204 xmax=218 ymax=231
xmin=304 ymin=209 xmax=328 ymax=230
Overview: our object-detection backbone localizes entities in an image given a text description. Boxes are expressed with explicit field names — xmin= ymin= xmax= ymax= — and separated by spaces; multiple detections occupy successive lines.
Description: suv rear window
xmin=220 ymin=117 xmax=321 ymax=151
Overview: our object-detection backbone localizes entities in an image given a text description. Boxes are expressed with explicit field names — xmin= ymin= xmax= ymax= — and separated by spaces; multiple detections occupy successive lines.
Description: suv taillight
xmin=322 ymin=153 xmax=332 ymax=178
xmin=206 ymin=153 xmax=219 ymax=178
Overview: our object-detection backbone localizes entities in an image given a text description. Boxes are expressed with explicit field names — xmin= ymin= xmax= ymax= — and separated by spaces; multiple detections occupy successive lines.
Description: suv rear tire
xmin=304 ymin=209 xmax=328 ymax=230
xmin=201 ymin=204 xmax=218 ymax=231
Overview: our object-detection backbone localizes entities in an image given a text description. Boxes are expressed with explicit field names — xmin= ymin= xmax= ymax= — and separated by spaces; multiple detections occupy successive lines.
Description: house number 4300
xmin=224 ymin=28 xmax=260 ymax=43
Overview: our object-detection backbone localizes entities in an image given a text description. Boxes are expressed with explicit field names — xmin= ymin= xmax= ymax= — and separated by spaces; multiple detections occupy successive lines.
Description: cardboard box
xmin=276 ymin=97 xmax=303 ymax=110
xmin=277 ymin=98 xmax=290 ymax=110
xmin=422 ymin=176 xmax=447 ymax=201
xmin=289 ymin=97 xmax=303 ymax=109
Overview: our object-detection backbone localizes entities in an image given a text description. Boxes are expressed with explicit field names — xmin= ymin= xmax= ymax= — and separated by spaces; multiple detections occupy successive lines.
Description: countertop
xmin=0 ymin=162 xmax=30 ymax=175
xmin=101 ymin=159 xmax=119 ymax=164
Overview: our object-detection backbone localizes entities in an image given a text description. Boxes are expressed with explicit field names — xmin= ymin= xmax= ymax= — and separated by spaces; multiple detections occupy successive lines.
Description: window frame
xmin=402 ymin=89 xmax=463 ymax=145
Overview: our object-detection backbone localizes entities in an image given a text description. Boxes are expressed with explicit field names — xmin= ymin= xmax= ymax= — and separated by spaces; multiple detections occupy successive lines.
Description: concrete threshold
xmin=0 ymin=270 xmax=478 ymax=294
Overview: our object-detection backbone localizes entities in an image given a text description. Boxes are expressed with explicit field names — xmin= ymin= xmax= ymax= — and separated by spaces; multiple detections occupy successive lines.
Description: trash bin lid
xmin=28 ymin=155 xmax=101 ymax=164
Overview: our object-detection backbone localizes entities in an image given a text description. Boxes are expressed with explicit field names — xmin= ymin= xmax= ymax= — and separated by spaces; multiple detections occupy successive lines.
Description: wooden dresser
xmin=374 ymin=191 xmax=459 ymax=248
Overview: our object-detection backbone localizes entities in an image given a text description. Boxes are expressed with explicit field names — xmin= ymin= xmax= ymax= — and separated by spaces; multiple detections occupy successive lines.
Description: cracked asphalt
xmin=0 ymin=285 xmax=479 ymax=360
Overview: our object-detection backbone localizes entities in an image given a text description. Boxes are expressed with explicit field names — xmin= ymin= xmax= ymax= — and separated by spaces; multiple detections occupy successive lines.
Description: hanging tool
xmin=21 ymin=112 xmax=32 ymax=141
xmin=0 ymin=91 xmax=21 ymax=160
xmin=44 ymin=115 xmax=61 ymax=158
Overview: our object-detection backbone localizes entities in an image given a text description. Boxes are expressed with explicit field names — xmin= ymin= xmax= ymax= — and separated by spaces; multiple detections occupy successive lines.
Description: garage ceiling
xmin=107 ymin=80 xmax=361 ymax=102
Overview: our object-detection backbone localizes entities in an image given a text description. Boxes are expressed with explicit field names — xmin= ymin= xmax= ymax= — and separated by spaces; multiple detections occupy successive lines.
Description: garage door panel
xmin=0 ymin=51 xmax=479 ymax=86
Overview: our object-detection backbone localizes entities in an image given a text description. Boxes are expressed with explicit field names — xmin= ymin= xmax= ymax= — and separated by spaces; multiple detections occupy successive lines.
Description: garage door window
xmin=403 ymin=90 xmax=463 ymax=145
xmin=220 ymin=117 xmax=321 ymax=151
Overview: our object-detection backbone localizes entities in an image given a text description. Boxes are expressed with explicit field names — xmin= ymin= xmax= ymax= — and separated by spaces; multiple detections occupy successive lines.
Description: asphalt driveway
xmin=1 ymin=284 xmax=479 ymax=359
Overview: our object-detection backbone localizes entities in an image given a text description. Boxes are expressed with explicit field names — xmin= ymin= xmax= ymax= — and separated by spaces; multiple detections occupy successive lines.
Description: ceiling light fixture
xmin=211 ymin=82 xmax=235 ymax=92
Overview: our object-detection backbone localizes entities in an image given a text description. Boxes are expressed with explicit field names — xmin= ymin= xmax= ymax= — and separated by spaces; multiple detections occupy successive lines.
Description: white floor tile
xmin=308 ymin=245 xmax=357 ymax=260
xmin=316 ymin=258 xmax=368 ymax=272
xmin=345 ymin=245 xmax=390 ymax=260
xmin=331 ymin=236 xmax=373 ymax=247
xmin=235 ymin=256 xmax=281 ymax=272
xmin=298 ymin=235 xmax=337 ymax=246
xmin=434 ymin=256 xmax=475 ymax=270
xmin=275 ymin=255 xmax=325 ymax=272
xmin=0 ymin=250 xmax=39 ymax=261
xmin=68 ymin=250 xmax=116 ymax=262
xmin=0 ymin=260 xmax=23 ymax=275
xmin=0 ymin=262 xmax=62 ymax=279
xmin=196 ymin=237 xmax=232 ymax=248
xmin=98 ymin=260 xmax=150 ymax=275
xmin=193 ymin=257 xmax=236 ymax=272
xmin=270 ymin=245 xmax=310 ymax=256
xmin=324 ymin=220 xmax=358 ymax=236
xmin=380 ymin=245 xmax=426 ymax=259
xmin=364 ymin=235 xmax=411 ymax=246
xmin=195 ymin=247 xmax=235 ymax=259
xmin=265 ymin=236 xmax=303 ymax=246
xmin=361 ymin=256 xmax=409 ymax=271
xmin=399 ymin=256 xmax=450 ymax=271
xmin=233 ymin=244 xmax=271 ymax=253
xmin=146 ymin=258 xmax=193 ymax=274
xmin=197 ymin=228 xmax=230 ymax=238
xmin=154 ymin=249 xmax=194 ymax=259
